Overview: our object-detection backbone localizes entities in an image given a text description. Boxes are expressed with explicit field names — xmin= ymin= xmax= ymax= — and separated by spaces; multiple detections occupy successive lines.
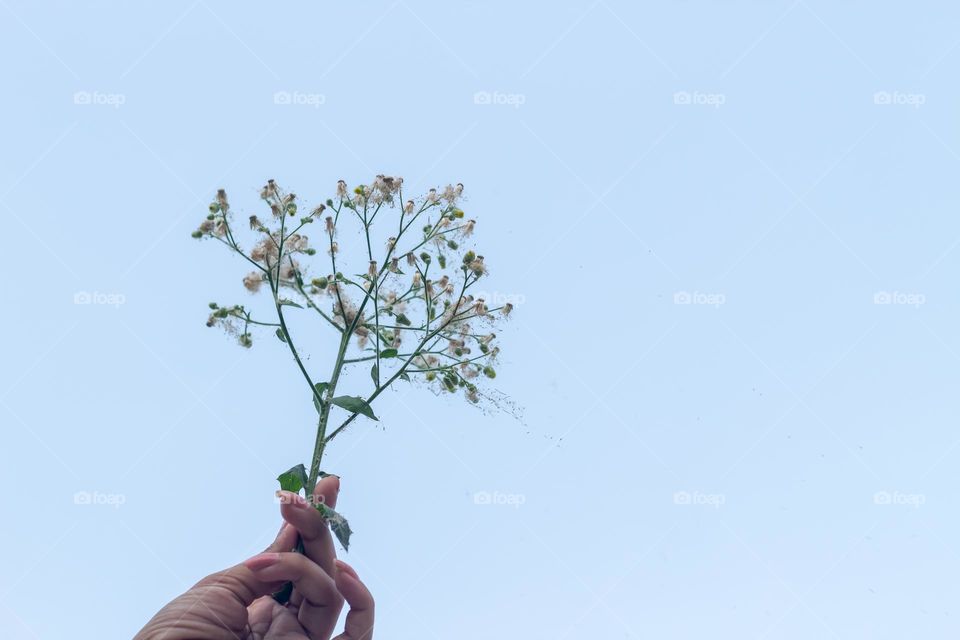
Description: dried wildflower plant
xmin=193 ymin=176 xmax=511 ymax=552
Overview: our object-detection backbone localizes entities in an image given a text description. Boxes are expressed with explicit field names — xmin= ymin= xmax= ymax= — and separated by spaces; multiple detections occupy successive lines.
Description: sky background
xmin=2 ymin=1 xmax=960 ymax=638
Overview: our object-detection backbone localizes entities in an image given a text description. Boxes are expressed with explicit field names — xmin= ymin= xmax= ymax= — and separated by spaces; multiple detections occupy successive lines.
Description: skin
xmin=134 ymin=476 xmax=374 ymax=640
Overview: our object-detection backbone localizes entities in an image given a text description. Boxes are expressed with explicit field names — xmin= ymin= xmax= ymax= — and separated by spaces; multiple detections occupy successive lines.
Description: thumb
xmin=193 ymin=521 xmax=299 ymax=606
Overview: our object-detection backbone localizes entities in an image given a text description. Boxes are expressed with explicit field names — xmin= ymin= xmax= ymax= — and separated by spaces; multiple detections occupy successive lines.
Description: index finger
xmin=278 ymin=475 xmax=340 ymax=575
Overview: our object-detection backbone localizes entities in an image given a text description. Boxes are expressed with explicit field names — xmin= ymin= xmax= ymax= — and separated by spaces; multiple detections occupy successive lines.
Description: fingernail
xmin=335 ymin=559 xmax=359 ymax=579
xmin=244 ymin=552 xmax=281 ymax=571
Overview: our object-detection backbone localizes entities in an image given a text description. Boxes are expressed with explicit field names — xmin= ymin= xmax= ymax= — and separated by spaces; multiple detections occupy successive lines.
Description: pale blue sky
xmin=2 ymin=1 xmax=960 ymax=638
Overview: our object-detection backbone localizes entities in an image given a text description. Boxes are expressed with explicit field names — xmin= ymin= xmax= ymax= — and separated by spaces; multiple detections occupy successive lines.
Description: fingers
xmin=278 ymin=475 xmax=340 ymax=575
xmin=245 ymin=552 xmax=345 ymax=639
xmin=266 ymin=522 xmax=299 ymax=553
xmin=333 ymin=560 xmax=375 ymax=640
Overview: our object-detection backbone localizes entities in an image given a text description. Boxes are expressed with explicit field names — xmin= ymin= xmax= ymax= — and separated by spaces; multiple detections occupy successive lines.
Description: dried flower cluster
xmin=193 ymin=176 xmax=511 ymax=547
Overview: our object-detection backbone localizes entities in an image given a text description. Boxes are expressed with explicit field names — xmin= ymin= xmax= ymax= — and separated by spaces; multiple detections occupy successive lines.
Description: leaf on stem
xmin=370 ymin=363 xmax=379 ymax=384
xmin=275 ymin=328 xmax=288 ymax=343
xmin=277 ymin=464 xmax=308 ymax=493
xmin=379 ymin=348 xmax=398 ymax=358
xmin=330 ymin=395 xmax=379 ymax=421
xmin=279 ymin=299 xmax=304 ymax=309
xmin=316 ymin=503 xmax=353 ymax=551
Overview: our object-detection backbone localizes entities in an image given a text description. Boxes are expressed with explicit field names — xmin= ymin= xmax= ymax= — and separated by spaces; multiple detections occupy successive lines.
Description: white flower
xmin=243 ymin=271 xmax=263 ymax=293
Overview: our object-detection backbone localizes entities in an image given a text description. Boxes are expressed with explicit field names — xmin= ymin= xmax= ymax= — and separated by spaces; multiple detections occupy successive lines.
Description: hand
xmin=134 ymin=476 xmax=374 ymax=639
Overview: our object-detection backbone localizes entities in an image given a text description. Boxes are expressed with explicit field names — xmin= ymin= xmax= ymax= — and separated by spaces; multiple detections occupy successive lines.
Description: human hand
xmin=134 ymin=476 xmax=373 ymax=639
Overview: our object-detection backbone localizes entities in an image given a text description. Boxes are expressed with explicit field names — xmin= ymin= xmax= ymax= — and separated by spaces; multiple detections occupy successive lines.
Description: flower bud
xmin=483 ymin=366 xmax=496 ymax=379
xmin=312 ymin=277 xmax=329 ymax=288
xmin=462 ymin=250 xmax=476 ymax=264
xmin=209 ymin=202 xmax=220 ymax=214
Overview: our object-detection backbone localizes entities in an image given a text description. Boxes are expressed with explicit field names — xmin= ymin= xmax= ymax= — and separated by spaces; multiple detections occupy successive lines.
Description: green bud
xmin=326 ymin=198 xmax=334 ymax=207
xmin=447 ymin=240 xmax=459 ymax=250
xmin=420 ymin=252 xmax=431 ymax=263
xmin=286 ymin=203 xmax=297 ymax=215
xmin=483 ymin=366 xmax=496 ymax=379
xmin=479 ymin=343 xmax=489 ymax=354
xmin=312 ymin=277 xmax=329 ymax=288
xmin=463 ymin=250 xmax=476 ymax=264
xmin=208 ymin=302 xmax=219 ymax=309
xmin=214 ymin=308 xmax=229 ymax=318
xmin=438 ymin=255 xmax=447 ymax=269
xmin=452 ymin=208 xmax=465 ymax=219
xmin=443 ymin=377 xmax=456 ymax=392
xmin=423 ymin=225 xmax=432 ymax=234
xmin=191 ymin=230 xmax=203 ymax=239
xmin=425 ymin=371 xmax=437 ymax=382
xmin=305 ymin=248 xmax=317 ymax=255
xmin=209 ymin=203 xmax=220 ymax=214
xmin=335 ymin=272 xmax=343 ymax=280
xmin=301 ymin=217 xmax=314 ymax=224
xmin=206 ymin=214 xmax=215 ymax=221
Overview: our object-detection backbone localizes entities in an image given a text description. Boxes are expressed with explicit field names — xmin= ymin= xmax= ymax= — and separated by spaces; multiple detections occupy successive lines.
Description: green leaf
xmin=330 ymin=396 xmax=378 ymax=421
xmin=313 ymin=382 xmax=329 ymax=414
xmin=399 ymin=372 xmax=411 ymax=382
xmin=277 ymin=464 xmax=308 ymax=493
xmin=316 ymin=503 xmax=353 ymax=551
xmin=275 ymin=328 xmax=288 ymax=343
xmin=279 ymin=299 xmax=304 ymax=309
xmin=370 ymin=363 xmax=379 ymax=384
xmin=379 ymin=348 xmax=398 ymax=358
